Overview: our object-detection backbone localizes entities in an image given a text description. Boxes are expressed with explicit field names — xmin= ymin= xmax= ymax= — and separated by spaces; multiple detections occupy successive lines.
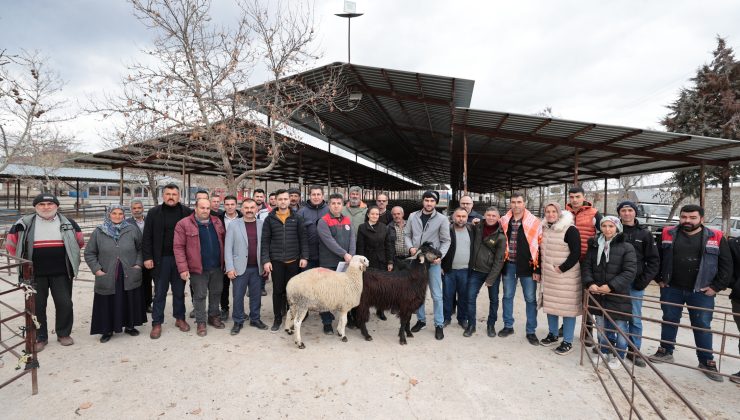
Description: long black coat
xmin=581 ymin=233 xmax=637 ymax=321
xmin=356 ymin=222 xmax=394 ymax=270
xmin=142 ymin=203 xmax=193 ymax=277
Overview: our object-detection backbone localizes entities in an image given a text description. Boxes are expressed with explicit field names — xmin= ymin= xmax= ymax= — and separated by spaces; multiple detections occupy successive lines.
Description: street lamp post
xmin=335 ymin=1 xmax=363 ymax=63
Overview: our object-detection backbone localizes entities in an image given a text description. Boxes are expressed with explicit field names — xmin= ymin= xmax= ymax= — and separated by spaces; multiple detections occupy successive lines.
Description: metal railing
xmin=0 ymin=253 xmax=38 ymax=395
xmin=580 ymin=290 xmax=740 ymax=420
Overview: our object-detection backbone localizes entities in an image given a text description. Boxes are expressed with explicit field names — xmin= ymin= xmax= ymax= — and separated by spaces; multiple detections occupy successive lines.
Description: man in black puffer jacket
xmin=727 ymin=236 xmax=740 ymax=383
xmin=260 ymin=189 xmax=308 ymax=332
xmin=582 ymin=216 xmax=636 ymax=366
xmin=617 ymin=201 xmax=660 ymax=367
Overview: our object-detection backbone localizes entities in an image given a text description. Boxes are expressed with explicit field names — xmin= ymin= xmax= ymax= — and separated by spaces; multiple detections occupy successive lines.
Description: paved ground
xmin=2 ymin=274 xmax=739 ymax=419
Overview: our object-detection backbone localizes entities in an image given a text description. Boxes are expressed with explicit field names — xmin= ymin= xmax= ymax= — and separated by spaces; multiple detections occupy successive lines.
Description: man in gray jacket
xmin=405 ymin=191 xmax=451 ymax=340
xmin=225 ymin=199 xmax=267 ymax=335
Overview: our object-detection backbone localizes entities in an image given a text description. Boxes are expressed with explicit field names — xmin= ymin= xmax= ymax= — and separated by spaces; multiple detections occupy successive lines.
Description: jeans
xmin=548 ymin=315 xmax=576 ymax=343
xmin=232 ymin=267 xmax=263 ymax=324
xmin=443 ymin=269 xmax=470 ymax=323
xmin=152 ymin=256 xmax=186 ymax=325
xmin=416 ymin=263 xmax=443 ymax=327
xmin=466 ymin=270 xmax=500 ymax=327
xmin=501 ymin=262 xmax=538 ymax=334
xmin=596 ymin=316 xmax=629 ymax=359
xmin=35 ymin=274 xmax=74 ymax=340
xmin=628 ymin=288 xmax=645 ymax=350
xmin=191 ymin=268 xmax=223 ymax=324
xmin=659 ymin=286 xmax=715 ymax=363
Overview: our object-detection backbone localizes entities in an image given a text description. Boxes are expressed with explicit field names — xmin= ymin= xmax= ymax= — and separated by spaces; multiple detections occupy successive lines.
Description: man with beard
xmin=127 ymin=199 xmax=153 ymax=313
xmin=288 ymin=188 xmax=301 ymax=212
xmin=268 ymin=192 xmax=277 ymax=209
xmin=218 ymin=195 xmax=242 ymax=321
xmin=441 ymin=208 xmax=474 ymax=330
xmin=296 ymin=186 xmax=329 ymax=269
xmin=143 ymin=184 xmax=194 ymax=339
xmin=342 ymin=186 xmax=367 ymax=238
xmin=6 ymin=194 xmax=84 ymax=352
xmin=253 ymin=189 xmax=269 ymax=211
xmin=650 ymin=204 xmax=732 ymax=382
xmin=225 ymin=199 xmax=268 ymax=334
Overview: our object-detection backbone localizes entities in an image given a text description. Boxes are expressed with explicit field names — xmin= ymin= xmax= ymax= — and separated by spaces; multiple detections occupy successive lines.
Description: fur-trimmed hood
xmin=545 ymin=210 xmax=574 ymax=233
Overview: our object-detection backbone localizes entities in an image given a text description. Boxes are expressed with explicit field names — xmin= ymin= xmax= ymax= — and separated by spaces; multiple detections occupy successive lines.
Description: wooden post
xmin=187 ymin=173 xmax=192 ymax=206
xmin=75 ymin=179 xmax=80 ymax=211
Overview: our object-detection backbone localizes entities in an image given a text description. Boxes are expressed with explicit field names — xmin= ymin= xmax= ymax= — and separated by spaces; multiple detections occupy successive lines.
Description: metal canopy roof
xmin=0 ymin=163 xmax=146 ymax=182
xmin=72 ymin=126 xmax=419 ymax=191
xmin=240 ymin=62 xmax=475 ymax=186
xmin=452 ymin=108 xmax=740 ymax=192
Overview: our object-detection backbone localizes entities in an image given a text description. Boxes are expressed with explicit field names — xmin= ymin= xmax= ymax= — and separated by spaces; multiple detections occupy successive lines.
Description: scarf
xmin=100 ymin=204 xmax=131 ymax=242
xmin=596 ymin=216 xmax=623 ymax=265
xmin=500 ymin=208 xmax=542 ymax=267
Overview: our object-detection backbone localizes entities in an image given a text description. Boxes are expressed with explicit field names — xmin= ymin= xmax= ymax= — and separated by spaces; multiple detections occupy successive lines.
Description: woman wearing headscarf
xmin=581 ymin=216 xmax=636 ymax=367
xmin=535 ymin=202 xmax=581 ymax=355
xmin=85 ymin=205 xmax=146 ymax=342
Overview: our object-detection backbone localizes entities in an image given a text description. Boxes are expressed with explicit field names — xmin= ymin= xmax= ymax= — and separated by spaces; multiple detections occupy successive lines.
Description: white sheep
xmin=284 ymin=255 xmax=369 ymax=349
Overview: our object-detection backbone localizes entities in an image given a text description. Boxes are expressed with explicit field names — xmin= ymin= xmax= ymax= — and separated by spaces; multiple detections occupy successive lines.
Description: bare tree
xmin=92 ymin=0 xmax=346 ymax=194
xmin=0 ymin=50 xmax=73 ymax=174
xmin=617 ymin=175 xmax=644 ymax=200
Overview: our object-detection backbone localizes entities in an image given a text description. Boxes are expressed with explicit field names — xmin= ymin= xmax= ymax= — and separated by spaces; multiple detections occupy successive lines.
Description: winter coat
xmin=404 ymin=209 xmax=451 ymax=258
xmin=581 ymin=233 xmax=637 ymax=321
xmin=85 ymin=225 xmax=143 ymax=295
xmin=356 ymin=222 xmax=394 ymax=270
xmin=441 ymin=224 xmax=474 ymax=272
xmin=659 ymin=226 xmax=733 ymax=293
xmin=173 ymin=214 xmax=225 ymax=275
xmin=729 ymin=237 xmax=740 ymax=302
xmin=142 ymin=203 xmax=193 ymax=276
xmin=260 ymin=208 xmax=308 ymax=265
xmin=621 ymin=221 xmax=660 ymax=290
xmin=296 ymin=200 xmax=330 ymax=261
xmin=342 ymin=204 xmax=368 ymax=238
xmin=540 ymin=211 xmax=582 ymax=317
xmin=469 ymin=222 xmax=507 ymax=286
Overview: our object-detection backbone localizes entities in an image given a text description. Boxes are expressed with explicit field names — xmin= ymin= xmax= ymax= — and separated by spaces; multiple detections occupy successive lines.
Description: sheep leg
xmin=359 ymin=320 xmax=372 ymax=341
xmin=336 ymin=311 xmax=349 ymax=342
xmin=293 ymin=308 xmax=308 ymax=349
xmin=285 ymin=305 xmax=295 ymax=335
xmin=404 ymin=316 xmax=414 ymax=338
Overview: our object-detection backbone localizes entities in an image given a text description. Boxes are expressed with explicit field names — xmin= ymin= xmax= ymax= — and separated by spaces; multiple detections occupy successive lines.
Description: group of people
xmin=5 ymin=184 xmax=740 ymax=384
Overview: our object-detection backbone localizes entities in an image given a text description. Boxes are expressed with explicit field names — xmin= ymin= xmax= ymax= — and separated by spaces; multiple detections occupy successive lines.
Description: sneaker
xmin=730 ymin=371 xmax=740 ymax=384
xmin=540 ymin=333 xmax=559 ymax=347
xmin=410 ymin=321 xmax=426 ymax=333
xmin=526 ymin=333 xmax=539 ymax=346
xmin=323 ymin=324 xmax=334 ymax=335
xmin=698 ymin=360 xmax=724 ymax=382
xmin=554 ymin=341 xmax=573 ymax=356
xmin=608 ymin=356 xmax=622 ymax=370
xmin=626 ymin=353 xmax=646 ymax=368
xmin=649 ymin=347 xmax=674 ymax=363
xmin=498 ymin=327 xmax=514 ymax=337
xmin=435 ymin=326 xmax=444 ymax=340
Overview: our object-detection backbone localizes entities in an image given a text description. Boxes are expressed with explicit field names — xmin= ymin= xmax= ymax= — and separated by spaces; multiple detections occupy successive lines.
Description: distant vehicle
xmin=635 ymin=203 xmax=676 ymax=230
xmin=705 ymin=216 xmax=740 ymax=237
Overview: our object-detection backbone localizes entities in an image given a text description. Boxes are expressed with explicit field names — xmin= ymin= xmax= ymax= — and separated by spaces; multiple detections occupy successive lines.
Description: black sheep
xmin=356 ymin=242 xmax=442 ymax=345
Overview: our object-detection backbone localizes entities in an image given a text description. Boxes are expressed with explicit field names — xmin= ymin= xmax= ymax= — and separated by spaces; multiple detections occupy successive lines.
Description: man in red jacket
xmin=174 ymin=198 xmax=226 ymax=337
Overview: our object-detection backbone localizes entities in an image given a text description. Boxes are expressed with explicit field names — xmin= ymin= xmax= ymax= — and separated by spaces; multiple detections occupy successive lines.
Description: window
xmin=88 ymin=186 xmax=100 ymax=196
xmin=107 ymin=185 xmax=120 ymax=197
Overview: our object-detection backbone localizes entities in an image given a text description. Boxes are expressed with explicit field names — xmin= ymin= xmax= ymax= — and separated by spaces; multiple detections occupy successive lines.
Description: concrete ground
xmin=2 ymin=273 xmax=739 ymax=419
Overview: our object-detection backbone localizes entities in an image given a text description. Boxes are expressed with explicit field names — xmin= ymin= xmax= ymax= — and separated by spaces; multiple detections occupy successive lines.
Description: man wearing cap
xmin=617 ymin=200 xmax=660 ymax=367
xmin=406 ymin=190 xmax=451 ymax=340
xmin=288 ymin=188 xmax=301 ymax=212
xmin=6 ymin=194 xmax=85 ymax=352
xmin=342 ymin=186 xmax=367 ymax=238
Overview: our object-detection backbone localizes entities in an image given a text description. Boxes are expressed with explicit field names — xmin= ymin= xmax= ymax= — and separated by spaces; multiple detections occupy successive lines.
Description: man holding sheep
xmin=406 ymin=191 xmax=451 ymax=340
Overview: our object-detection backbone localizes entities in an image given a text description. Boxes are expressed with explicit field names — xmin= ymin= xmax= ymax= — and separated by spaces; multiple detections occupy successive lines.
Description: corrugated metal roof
xmin=0 ymin=164 xmax=147 ymax=182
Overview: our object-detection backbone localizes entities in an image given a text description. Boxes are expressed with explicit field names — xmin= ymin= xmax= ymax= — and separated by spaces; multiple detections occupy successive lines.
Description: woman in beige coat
xmin=534 ymin=202 xmax=581 ymax=355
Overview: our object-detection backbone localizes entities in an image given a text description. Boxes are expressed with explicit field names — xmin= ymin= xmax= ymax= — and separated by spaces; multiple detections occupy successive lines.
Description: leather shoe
xmin=100 ymin=333 xmax=113 ymax=343
xmin=487 ymin=324 xmax=497 ymax=338
xmin=230 ymin=323 xmax=243 ymax=335
xmin=435 ymin=326 xmax=444 ymax=340
xmin=458 ymin=320 xmax=469 ymax=329
xmin=270 ymin=318 xmax=282 ymax=332
xmin=150 ymin=324 xmax=162 ymax=339
xmin=125 ymin=328 xmax=140 ymax=336
xmin=175 ymin=319 xmax=191 ymax=332
xmin=34 ymin=340 xmax=48 ymax=352
xmin=57 ymin=336 xmax=74 ymax=346
xmin=463 ymin=324 xmax=475 ymax=337
xmin=249 ymin=320 xmax=268 ymax=330
xmin=208 ymin=315 xmax=225 ymax=329
xmin=526 ymin=333 xmax=539 ymax=346
xmin=197 ymin=322 xmax=207 ymax=337
xmin=498 ymin=327 xmax=514 ymax=337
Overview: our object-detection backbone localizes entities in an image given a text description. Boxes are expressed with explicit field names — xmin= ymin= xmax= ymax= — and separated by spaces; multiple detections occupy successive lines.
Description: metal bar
xmin=699 ymin=163 xmax=706 ymax=208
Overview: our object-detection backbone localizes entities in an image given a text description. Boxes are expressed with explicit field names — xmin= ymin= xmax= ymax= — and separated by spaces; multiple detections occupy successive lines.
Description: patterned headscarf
xmin=99 ymin=204 xmax=131 ymax=242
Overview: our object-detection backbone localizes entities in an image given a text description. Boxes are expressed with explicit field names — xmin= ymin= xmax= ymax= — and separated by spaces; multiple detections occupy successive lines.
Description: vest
xmin=318 ymin=213 xmax=353 ymax=268
xmin=569 ymin=204 xmax=598 ymax=259
xmin=541 ymin=216 xmax=581 ymax=317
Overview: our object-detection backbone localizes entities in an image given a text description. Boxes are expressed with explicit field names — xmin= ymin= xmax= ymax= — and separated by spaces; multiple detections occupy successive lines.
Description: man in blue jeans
xmin=650 ymin=204 xmax=733 ymax=382
xmin=618 ymin=201 xmax=660 ymax=367
xmin=407 ymin=191 xmax=451 ymax=340
xmin=225 ymin=199 xmax=268 ymax=335
xmin=441 ymin=208 xmax=474 ymax=329
xmin=498 ymin=192 xmax=542 ymax=345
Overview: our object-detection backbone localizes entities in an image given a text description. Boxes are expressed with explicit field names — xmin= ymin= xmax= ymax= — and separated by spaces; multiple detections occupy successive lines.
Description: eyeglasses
xmin=376 ymin=200 xmax=387 ymax=202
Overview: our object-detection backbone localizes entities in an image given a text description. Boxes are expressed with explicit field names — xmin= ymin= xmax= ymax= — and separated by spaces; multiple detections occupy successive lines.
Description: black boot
xmin=463 ymin=323 xmax=475 ymax=337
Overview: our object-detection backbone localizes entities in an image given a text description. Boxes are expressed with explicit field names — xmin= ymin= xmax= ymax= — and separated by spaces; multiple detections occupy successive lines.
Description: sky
xmin=2 ymin=0 xmax=739 ymax=169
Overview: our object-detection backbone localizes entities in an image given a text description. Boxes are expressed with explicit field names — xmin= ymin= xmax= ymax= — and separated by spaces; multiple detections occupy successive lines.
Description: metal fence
xmin=0 ymin=253 xmax=38 ymax=395
xmin=581 ymin=290 xmax=739 ymax=419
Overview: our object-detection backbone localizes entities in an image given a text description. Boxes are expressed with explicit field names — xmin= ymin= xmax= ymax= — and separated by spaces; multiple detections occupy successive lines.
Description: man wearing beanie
xmin=342 ymin=186 xmax=367 ymax=238
xmin=406 ymin=190 xmax=451 ymax=340
xmin=617 ymin=200 xmax=660 ymax=367
xmin=6 ymin=194 xmax=85 ymax=352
